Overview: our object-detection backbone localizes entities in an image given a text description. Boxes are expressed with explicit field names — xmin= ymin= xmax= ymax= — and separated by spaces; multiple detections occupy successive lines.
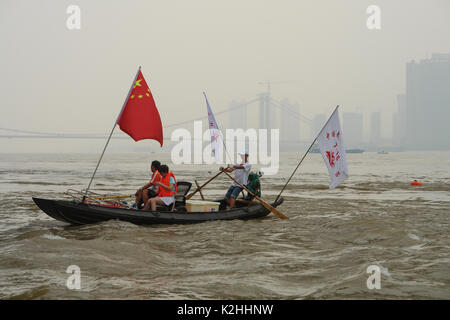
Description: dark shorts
xmin=225 ymin=185 xmax=243 ymax=200
xmin=146 ymin=189 xmax=158 ymax=198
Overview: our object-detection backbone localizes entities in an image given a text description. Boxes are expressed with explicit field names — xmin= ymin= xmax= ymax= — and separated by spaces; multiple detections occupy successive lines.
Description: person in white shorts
xmin=221 ymin=150 xmax=251 ymax=209
xmin=144 ymin=165 xmax=177 ymax=211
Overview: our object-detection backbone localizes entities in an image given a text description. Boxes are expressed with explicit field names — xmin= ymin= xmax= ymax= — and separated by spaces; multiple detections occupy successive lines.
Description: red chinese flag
xmin=117 ymin=70 xmax=163 ymax=146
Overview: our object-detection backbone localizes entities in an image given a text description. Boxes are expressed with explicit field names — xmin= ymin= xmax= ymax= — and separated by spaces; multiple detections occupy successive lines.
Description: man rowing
xmin=135 ymin=160 xmax=161 ymax=209
xmin=221 ymin=150 xmax=251 ymax=209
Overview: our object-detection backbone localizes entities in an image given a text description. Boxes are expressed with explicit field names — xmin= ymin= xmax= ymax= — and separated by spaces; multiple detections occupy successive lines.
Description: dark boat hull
xmin=32 ymin=197 xmax=284 ymax=226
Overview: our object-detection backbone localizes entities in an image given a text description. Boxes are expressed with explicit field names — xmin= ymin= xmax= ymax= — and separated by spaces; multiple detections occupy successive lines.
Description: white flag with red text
xmin=204 ymin=92 xmax=223 ymax=163
xmin=316 ymin=108 xmax=348 ymax=189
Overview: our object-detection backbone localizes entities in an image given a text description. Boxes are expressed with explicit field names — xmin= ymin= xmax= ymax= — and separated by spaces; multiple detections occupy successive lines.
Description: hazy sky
xmin=1 ymin=0 xmax=449 ymax=152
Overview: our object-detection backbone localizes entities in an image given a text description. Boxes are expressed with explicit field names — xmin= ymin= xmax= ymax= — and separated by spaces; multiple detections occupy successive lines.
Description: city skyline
xmin=221 ymin=52 xmax=450 ymax=151
xmin=1 ymin=1 xmax=450 ymax=153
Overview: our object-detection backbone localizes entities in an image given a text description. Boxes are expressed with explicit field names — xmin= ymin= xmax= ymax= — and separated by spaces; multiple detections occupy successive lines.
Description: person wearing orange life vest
xmin=135 ymin=160 xmax=161 ymax=209
xmin=143 ymin=164 xmax=177 ymax=211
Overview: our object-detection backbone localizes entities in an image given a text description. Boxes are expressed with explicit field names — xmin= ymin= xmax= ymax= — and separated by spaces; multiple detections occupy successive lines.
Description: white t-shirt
xmin=232 ymin=161 xmax=251 ymax=187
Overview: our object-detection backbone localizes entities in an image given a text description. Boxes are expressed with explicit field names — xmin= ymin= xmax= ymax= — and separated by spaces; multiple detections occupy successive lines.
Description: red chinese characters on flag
xmin=326 ymin=151 xmax=335 ymax=168
xmin=117 ymin=70 xmax=163 ymax=146
xmin=316 ymin=108 xmax=348 ymax=189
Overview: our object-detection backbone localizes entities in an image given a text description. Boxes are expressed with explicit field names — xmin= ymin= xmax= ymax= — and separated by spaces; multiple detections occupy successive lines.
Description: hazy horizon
xmin=1 ymin=0 xmax=450 ymax=152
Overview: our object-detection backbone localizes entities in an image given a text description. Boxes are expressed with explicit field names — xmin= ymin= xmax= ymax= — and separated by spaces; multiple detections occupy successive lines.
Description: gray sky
xmin=1 ymin=0 xmax=449 ymax=152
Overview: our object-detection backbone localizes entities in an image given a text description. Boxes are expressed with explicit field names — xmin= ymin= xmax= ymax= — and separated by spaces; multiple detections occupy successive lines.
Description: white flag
xmin=316 ymin=108 xmax=348 ymax=189
xmin=204 ymin=92 xmax=223 ymax=163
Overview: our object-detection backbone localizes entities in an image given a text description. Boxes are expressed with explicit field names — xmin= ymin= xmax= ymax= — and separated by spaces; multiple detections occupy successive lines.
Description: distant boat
xmin=377 ymin=150 xmax=388 ymax=154
xmin=346 ymin=149 xmax=364 ymax=154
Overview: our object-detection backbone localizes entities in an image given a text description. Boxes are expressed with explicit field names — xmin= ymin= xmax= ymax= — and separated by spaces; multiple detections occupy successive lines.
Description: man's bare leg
xmin=228 ymin=197 xmax=236 ymax=209
xmin=143 ymin=197 xmax=152 ymax=211
xmin=135 ymin=189 xmax=143 ymax=206
xmin=142 ymin=189 xmax=149 ymax=206
xmin=151 ymin=198 xmax=166 ymax=211
xmin=143 ymin=197 xmax=165 ymax=211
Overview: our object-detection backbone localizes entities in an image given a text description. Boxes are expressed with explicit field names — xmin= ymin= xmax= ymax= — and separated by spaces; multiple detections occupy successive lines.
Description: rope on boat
xmin=64 ymin=189 xmax=134 ymax=209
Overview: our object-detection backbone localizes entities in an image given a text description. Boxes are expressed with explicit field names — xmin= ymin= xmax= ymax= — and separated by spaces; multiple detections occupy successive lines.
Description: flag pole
xmin=82 ymin=66 xmax=141 ymax=203
xmin=274 ymin=105 xmax=339 ymax=203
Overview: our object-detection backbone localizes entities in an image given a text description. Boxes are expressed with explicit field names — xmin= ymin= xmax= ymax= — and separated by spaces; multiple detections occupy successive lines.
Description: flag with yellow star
xmin=117 ymin=70 xmax=163 ymax=146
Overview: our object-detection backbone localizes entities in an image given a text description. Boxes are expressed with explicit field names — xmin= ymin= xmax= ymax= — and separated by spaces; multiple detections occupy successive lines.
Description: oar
xmin=186 ymin=170 xmax=224 ymax=200
xmin=194 ymin=180 xmax=205 ymax=200
xmin=222 ymin=171 xmax=288 ymax=220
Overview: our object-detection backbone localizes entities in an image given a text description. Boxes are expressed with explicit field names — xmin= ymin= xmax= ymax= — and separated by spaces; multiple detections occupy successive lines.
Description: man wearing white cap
xmin=221 ymin=150 xmax=251 ymax=209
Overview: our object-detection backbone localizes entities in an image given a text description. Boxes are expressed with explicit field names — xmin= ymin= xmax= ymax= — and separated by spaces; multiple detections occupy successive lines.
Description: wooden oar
xmin=186 ymin=170 xmax=224 ymax=200
xmin=194 ymin=180 xmax=205 ymax=200
xmin=223 ymin=171 xmax=288 ymax=220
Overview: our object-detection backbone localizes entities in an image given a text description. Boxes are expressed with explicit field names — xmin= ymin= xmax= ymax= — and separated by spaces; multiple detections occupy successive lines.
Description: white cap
xmin=239 ymin=149 xmax=249 ymax=155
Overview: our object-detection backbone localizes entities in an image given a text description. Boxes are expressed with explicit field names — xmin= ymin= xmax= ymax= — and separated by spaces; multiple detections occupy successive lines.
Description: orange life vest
xmin=150 ymin=170 xmax=162 ymax=187
xmin=158 ymin=172 xmax=177 ymax=197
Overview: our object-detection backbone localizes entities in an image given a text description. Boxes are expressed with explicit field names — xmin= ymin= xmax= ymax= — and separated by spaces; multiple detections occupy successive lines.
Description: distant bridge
xmin=1 ymin=91 xmax=315 ymax=144
xmin=0 ymin=133 xmax=312 ymax=144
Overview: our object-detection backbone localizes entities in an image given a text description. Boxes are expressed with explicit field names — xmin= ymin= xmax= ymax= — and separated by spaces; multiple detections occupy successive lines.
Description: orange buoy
xmin=410 ymin=180 xmax=423 ymax=186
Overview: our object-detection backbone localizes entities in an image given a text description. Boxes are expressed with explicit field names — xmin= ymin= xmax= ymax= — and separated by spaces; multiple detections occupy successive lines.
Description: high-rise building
xmin=343 ymin=112 xmax=363 ymax=148
xmin=370 ymin=112 xmax=381 ymax=145
xmin=406 ymin=53 xmax=450 ymax=150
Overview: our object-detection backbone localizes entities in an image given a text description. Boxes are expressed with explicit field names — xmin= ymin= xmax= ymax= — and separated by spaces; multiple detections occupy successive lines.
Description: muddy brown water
xmin=0 ymin=152 xmax=449 ymax=299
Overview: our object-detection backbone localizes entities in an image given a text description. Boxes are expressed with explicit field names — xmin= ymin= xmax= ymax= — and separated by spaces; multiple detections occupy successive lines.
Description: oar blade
xmin=256 ymin=196 xmax=289 ymax=220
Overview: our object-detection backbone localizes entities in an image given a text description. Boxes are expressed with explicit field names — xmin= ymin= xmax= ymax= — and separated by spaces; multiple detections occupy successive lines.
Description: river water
xmin=0 ymin=152 xmax=449 ymax=299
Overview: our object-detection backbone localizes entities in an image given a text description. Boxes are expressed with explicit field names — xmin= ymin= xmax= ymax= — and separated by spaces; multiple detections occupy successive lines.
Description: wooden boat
xmin=32 ymin=197 xmax=284 ymax=226
xmin=30 ymin=70 xmax=290 ymax=226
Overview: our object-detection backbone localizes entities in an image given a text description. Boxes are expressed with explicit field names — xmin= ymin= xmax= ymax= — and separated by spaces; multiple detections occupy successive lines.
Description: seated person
xmin=143 ymin=165 xmax=177 ymax=211
xmin=245 ymin=171 xmax=262 ymax=200
xmin=135 ymin=160 xmax=161 ymax=208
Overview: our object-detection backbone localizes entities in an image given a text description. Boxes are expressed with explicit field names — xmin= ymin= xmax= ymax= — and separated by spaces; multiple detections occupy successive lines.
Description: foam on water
xmin=41 ymin=234 xmax=66 ymax=240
